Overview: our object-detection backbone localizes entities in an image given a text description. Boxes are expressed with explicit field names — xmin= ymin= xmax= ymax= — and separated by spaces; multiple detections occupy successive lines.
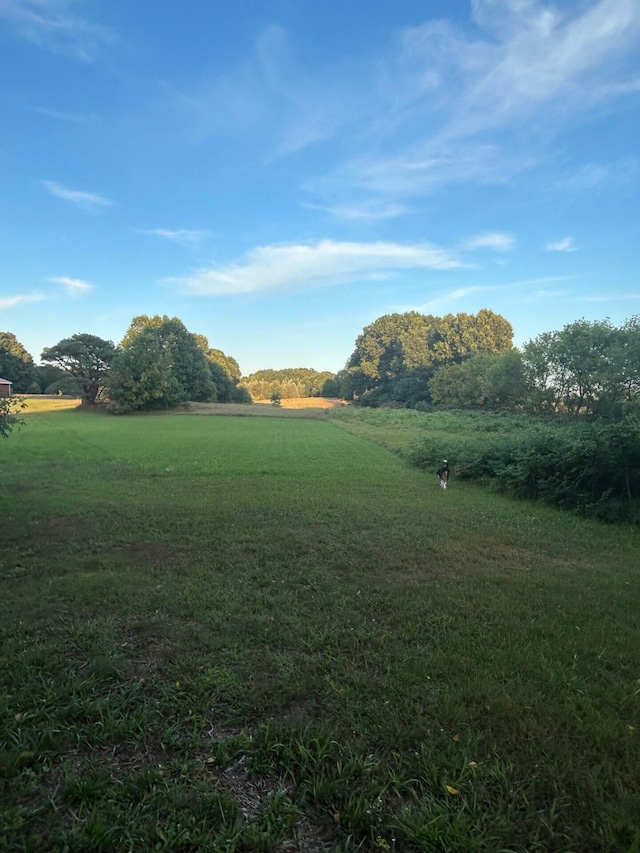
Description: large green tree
xmin=194 ymin=336 xmax=247 ymax=403
xmin=429 ymin=309 xmax=514 ymax=364
xmin=429 ymin=351 xmax=526 ymax=411
xmin=615 ymin=316 xmax=640 ymax=407
xmin=0 ymin=332 xmax=37 ymax=393
xmin=107 ymin=316 xmax=215 ymax=411
xmin=521 ymin=318 xmax=636 ymax=418
xmin=41 ymin=334 xmax=116 ymax=405
xmin=345 ymin=309 xmax=514 ymax=405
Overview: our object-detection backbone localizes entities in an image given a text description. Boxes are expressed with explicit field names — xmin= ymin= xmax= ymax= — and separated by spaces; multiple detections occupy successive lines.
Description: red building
xmin=0 ymin=378 xmax=13 ymax=396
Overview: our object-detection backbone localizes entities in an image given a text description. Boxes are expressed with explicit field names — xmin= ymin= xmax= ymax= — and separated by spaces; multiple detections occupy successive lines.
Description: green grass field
xmin=1 ymin=407 xmax=639 ymax=851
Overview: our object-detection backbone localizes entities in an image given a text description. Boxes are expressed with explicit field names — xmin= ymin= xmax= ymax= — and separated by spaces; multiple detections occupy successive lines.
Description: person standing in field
xmin=437 ymin=460 xmax=450 ymax=489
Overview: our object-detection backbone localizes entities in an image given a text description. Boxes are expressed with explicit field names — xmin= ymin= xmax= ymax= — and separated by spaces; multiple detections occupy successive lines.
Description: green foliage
xmin=472 ymin=419 xmax=640 ymax=522
xmin=107 ymin=316 xmax=215 ymax=411
xmin=346 ymin=309 xmax=514 ymax=405
xmin=0 ymin=394 xmax=26 ymax=438
xmin=241 ymin=367 xmax=336 ymax=400
xmin=521 ymin=317 xmax=640 ymax=418
xmin=206 ymin=347 xmax=242 ymax=382
xmin=408 ymin=411 xmax=640 ymax=523
xmin=40 ymin=333 xmax=116 ymax=405
xmin=194 ymin=335 xmax=249 ymax=403
xmin=429 ymin=351 xmax=527 ymax=410
xmin=33 ymin=364 xmax=68 ymax=395
xmin=0 ymin=332 xmax=37 ymax=393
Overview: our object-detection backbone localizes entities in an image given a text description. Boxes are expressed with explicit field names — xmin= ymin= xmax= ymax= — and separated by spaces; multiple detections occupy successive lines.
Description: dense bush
xmin=411 ymin=414 xmax=640 ymax=523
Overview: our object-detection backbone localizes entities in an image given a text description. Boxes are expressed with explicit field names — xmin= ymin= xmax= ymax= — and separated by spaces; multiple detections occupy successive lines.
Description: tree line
xmin=337 ymin=311 xmax=640 ymax=422
xmin=0 ymin=317 xmax=251 ymax=414
xmin=240 ymin=368 xmax=338 ymax=400
xmin=2 ymin=310 xmax=639 ymax=422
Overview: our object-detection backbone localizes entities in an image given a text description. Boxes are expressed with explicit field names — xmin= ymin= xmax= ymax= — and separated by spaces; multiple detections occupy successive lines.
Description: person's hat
xmin=443 ymin=459 xmax=447 ymax=463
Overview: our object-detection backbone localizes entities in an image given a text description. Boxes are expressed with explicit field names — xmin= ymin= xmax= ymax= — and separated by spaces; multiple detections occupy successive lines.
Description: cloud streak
xmin=42 ymin=180 xmax=113 ymax=210
xmin=0 ymin=293 xmax=45 ymax=309
xmin=313 ymin=0 xmax=640 ymax=204
xmin=461 ymin=232 xmax=515 ymax=252
xmin=140 ymin=228 xmax=209 ymax=246
xmin=0 ymin=0 xmax=116 ymax=62
xmin=49 ymin=276 xmax=95 ymax=295
xmin=167 ymin=239 xmax=465 ymax=297
xmin=546 ymin=237 xmax=578 ymax=252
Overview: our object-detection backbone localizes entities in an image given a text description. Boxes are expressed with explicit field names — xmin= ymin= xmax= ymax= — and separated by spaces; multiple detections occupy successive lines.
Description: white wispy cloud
xmin=166 ymin=239 xmax=465 ymax=297
xmin=0 ymin=0 xmax=116 ymax=62
xmin=415 ymin=285 xmax=491 ymax=312
xmin=461 ymin=232 xmax=515 ymax=252
xmin=42 ymin=180 xmax=113 ymax=210
xmin=580 ymin=292 xmax=640 ymax=303
xmin=545 ymin=237 xmax=578 ymax=252
xmin=139 ymin=228 xmax=209 ymax=246
xmin=418 ymin=273 xmax=585 ymax=311
xmin=561 ymin=157 xmax=637 ymax=193
xmin=314 ymin=0 xmax=640 ymax=203
xmin=49 ymin=276 xmax=94 ymax=295
xmin=302 ymin=200 xmax=410 ymax=222
xmin=33 ymin=105 xmax=100 ymax=125
xmin=0 ymin=292 xmax=45 ymax=309
xmin=169 ymin=24 xmax=351 ymax=155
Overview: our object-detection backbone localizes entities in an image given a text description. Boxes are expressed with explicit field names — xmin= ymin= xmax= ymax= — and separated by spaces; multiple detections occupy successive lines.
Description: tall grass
xmin=1 ymin=408 xmax=639 ymax=851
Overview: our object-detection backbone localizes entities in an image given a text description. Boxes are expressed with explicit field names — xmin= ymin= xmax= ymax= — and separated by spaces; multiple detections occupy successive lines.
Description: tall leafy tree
xmin=207 ymin=348 xmax=242 ymax=383
xmin=345 ymin=309 xmax=514 ymax=404
xmin=0 ymin=332 xmax=37 ymax=393
xmin=194 ymin=336 xmax=245 ymax=402
xmin=615 ymin=316 xmax=640 ymax=405
xmin=346 ymin=312 xmax=435 ymax=400
xmin=522 ymin=319 xmax=628 ymax=417
xmin=429 ymin=309 xmax=514 ymax=364
xmin=108 ymin=316 xmax=215 ymax=411
xmin=429 ymin=351 xmax=526 ymax=411
xmin=107 ymin=329 xmax=183 ymax=411
xmin=41 ymin=334 xmax=116 ymax=405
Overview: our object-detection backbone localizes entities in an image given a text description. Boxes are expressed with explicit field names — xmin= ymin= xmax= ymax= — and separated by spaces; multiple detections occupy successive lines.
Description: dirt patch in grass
xmin=121 ymin=541 xmax=185 ymax=568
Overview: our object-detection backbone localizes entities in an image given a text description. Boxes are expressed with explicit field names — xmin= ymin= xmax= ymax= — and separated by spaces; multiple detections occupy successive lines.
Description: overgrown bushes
xmin=410 ymin=414 xmax=640 ymax=523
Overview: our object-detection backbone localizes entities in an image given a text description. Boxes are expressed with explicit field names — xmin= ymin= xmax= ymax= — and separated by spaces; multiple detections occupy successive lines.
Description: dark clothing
xmin=437 ymin=464 xmax=450 ymax=480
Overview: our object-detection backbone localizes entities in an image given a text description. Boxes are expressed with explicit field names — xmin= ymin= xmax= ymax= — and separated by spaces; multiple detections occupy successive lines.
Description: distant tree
xmin=193 ymin=335 xmax=247 ymax=403
xmin=0 ymin=394 xmax=26 ymax=438
xmin=429 ymin=351 xmax=526 ymax=411
xmin=614 ymin=316 xmax=640 ymax=407
xmin=107 ymin=316 xmax=215 ymax=411
xmin=320 ymin=376 xmax=340 ymax=397
xmin=0 ymin=332 xmax=37 ymax=393
xmin=107 ymin=330 xmax=183 ymax=411
xmin=34 ymin=364 xmax=71 ymax=394
xmin=428 ymin=309 xmax=514 ymax=365
xmin=207 ymin=348 xmax=242 ymax=382
xmin=345 ymin=309 xmax=514 ymax=405
xmin=241 ymin=368 xmax=336 ymax=400
xmin=520 ymin=331 xmax=559 ymax=413
xmin=522 ymin=319 xmax=632 ymax=418
xmin=41 ymin=334 xmax=116 ymax=405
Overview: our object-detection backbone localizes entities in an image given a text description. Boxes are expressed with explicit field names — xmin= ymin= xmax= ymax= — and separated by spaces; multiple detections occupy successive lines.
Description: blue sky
xmin=1 ymin=0 xmax=639 ymax=376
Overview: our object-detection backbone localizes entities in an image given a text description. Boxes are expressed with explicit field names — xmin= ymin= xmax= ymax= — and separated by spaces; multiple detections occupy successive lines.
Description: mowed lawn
xmin=1 ymin=409 xmax=639 ymax=852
